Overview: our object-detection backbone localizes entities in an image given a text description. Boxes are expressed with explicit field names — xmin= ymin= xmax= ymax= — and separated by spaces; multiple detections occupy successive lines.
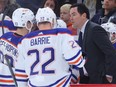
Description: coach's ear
xmin=82 ymin=13 xmax=87 ymax=19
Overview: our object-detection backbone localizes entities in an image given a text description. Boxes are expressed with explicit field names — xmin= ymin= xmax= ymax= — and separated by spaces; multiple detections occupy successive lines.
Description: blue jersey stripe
xmin=0 ymin=84 xmax=15 ymax=87
xmin=66 ymin=50 xmax=81 ymax=61
xmin=0 ymin=75 xmax=12 ymax=78
xmin=16 ymin=79 xmax=28 ymax=82
xmin=29 ymin=76 xmax=67 ymax=87
xmin=63 ymin=74 xmax=71 ymax=87
xmin=15 ymin=69 xmax=26 ymax=73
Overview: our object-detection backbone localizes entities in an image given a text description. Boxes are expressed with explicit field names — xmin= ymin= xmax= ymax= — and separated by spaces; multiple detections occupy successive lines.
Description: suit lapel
xmin=82 ymin=21 xmax=91 ymax=52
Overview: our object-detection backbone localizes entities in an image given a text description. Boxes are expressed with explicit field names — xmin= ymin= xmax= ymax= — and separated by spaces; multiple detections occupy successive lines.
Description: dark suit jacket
xmin=82 ymin=21 xmax=116 ymax=83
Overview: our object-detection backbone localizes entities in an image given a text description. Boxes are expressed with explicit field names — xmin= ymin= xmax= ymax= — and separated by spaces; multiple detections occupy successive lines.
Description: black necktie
xmin=78 ymin=31 xmax=84 ymax=77
xmin=78 ymin=31 xmax=83 ymax=47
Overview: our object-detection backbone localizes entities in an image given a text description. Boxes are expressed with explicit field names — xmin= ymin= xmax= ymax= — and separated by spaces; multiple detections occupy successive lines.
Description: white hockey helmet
xmin=12 ymin=8 xmax=35 ymax=29
xmin=101 ymin=22 xmax=116 ymax=33
xmin=36 ymin=7 xmax=57 ymax=28
xmin=56 ymin=19 xmax=67 ymax=28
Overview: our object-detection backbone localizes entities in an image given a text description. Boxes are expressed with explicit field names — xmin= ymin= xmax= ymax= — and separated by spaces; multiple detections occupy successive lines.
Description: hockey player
xmin=0 ymin=17 xmax=17 ymax=36
xmin=15 ymin=7 xmax=85 ymax=87
xmin=56 ymin=19 xmax=67 ymax=28
xmin=0 ymin=8 xmax=34 ymax=86
xmin=101 ymin=22 xmax=116 ymax=48
xmin=0 ymin=0 xmax=20 ymax=36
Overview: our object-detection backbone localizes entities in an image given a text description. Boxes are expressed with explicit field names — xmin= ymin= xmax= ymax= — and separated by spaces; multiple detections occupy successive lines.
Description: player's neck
xmin=15 ymin=28 xmax=29 ymax=36
xmin=38 ymin=24 xmax=52 ymax=30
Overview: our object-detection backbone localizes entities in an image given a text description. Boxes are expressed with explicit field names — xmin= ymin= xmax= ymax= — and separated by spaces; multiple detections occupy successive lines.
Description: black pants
xmin=80 ymin=75 xmax=89 ymax=84
xmin=80 ymin=75 xmax=110 ymax=84
xmin=112 ymin=76 xmax=116 ymax=83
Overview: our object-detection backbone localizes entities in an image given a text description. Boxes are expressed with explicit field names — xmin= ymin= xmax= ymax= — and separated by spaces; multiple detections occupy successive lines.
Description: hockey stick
xmin=1 ymin=6 xmax=18 ymax=87
xmin=1 ymin=8 xmax=7 ymax=35
xmin=4 ymin=54 xmax=18 ymax=87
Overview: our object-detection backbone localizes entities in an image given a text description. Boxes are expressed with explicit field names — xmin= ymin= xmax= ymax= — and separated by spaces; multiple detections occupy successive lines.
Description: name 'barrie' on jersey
xmin=30 ymin=36 xmax=50 ymax=46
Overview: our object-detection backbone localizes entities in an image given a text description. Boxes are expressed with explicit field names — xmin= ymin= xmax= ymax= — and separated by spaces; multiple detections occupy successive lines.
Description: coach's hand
xmin=106 ymin=75 xmax=113 ymax=83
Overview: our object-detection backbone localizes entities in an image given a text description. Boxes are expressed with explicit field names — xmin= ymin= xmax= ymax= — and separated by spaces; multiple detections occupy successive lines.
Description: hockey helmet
xmin=12 ymin=8 xmax=35 ymax=29
xmin=101 ymin=22 xmax=116 ymax=33
xmin=56 ymin=19 xmax=67 ymax=28
xmin=36 ymin=7 xmax=56 ymax=28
